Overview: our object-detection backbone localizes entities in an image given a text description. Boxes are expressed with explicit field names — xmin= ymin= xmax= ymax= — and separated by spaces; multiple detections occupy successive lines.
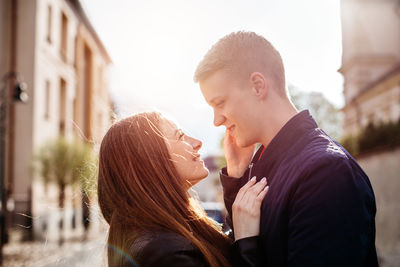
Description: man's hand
xmin=224 ymin=130 xmax=255 ymax=178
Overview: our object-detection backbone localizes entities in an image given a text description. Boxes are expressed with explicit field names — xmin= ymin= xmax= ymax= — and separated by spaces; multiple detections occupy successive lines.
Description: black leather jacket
xmin=123 ymin=232 xmax=207 ymax=266
xmin=122 ymin=231 xmax=260 ymax=267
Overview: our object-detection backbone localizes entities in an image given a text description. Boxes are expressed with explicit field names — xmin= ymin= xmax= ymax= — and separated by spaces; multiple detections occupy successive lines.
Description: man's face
xmin=200 ymin=70 xmax=259 ymax=147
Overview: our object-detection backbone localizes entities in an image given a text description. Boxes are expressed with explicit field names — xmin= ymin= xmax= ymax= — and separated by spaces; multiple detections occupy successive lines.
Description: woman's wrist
xmin=234 ymin=232 xmax=259 ymax=241
xmin=227 ymin=163 xmax=247 ymax=178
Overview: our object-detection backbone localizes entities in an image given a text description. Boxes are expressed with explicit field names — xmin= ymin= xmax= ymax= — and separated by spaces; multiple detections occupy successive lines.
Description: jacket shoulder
xmin=125 ymin=232 xmax=207 ymax=267
xmin=141 ymin=232 xmax=196 ymax=253
xmin=307 ymin=132 xmax=348 ymax=159
xmin=299 ymin=132 xmax=357 ymax=173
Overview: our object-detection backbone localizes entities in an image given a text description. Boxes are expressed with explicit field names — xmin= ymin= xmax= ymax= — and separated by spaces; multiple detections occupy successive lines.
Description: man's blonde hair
xmin=194 ymin=31 xmax=286 ymax=97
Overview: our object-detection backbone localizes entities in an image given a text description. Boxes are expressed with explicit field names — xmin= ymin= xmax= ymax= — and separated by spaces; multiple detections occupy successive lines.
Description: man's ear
xmin=250 ymin=72 xmax=267 ymax=99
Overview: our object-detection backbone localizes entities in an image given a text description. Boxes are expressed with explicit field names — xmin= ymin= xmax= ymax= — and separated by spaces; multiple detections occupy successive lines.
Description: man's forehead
xmin=201 ymin=69 xmax=230 ymax=86
xmin=200 ymin=74 xmax=228 ymax=98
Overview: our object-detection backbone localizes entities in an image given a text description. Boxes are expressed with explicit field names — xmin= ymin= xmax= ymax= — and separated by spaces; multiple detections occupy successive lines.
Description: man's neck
xmin=260 ymin=100 xmax=298 ymax=147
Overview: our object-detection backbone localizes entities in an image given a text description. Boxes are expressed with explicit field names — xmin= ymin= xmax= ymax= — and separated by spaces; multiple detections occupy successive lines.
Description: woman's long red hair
xmin=98 ymin=112 xmax=231 ymax=266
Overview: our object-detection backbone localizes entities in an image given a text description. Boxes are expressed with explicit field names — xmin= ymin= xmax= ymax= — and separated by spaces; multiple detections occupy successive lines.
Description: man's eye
xmin=178 ymin=133 xmax=185 ymax=140
xmin=216 ymin=101 xmax=224 ymax=107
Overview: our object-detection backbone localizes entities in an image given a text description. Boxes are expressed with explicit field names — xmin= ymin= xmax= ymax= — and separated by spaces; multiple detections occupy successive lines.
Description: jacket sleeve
xmin=220 ymin=167 xmax=248 ymax=232
xmin=221 ymin=169 xmax=265 ymax=267
xmin=124 ymin=233 xmax=208 ymax=267
xmin=220 ymin=146 xmax=265 ymax=233
xmin=287 ymin=157 xmax=377 ymax=267
xmin=231 ymin=236 xmax=263 ymax=267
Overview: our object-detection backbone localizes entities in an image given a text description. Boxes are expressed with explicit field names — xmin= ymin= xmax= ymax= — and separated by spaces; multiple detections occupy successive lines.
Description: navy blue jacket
xmin=221 ymin=110 xmax=378 ymax=267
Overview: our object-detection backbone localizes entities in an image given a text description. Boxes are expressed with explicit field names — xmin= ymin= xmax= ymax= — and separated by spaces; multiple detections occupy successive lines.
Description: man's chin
xmin=236 ymin=137 xmax=256 ymax=148
xmin=237 ymin=139 xmax=249 ymax=148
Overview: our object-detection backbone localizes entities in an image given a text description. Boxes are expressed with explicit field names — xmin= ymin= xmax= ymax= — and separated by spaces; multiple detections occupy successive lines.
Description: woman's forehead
xmin=160 ymin=118 xmax=179 ymax=134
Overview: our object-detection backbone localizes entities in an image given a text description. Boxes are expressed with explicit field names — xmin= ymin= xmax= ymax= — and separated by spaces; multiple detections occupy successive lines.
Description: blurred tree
xmin=32 ymin=137 xmax=97 ymax=244
xmin=288 ymin=85 xmax=343 ymax=140
xmin=70 ymin=140 xmax=98 ymax=199
xmin=70 ymin=140 xmax=98 ymax=239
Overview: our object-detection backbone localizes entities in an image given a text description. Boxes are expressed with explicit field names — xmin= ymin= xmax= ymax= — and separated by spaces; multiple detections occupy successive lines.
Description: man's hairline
xmin=197 ymin=66 xmax=251 ymax=87
xmin=198 ymin=67 xmax=289 ymax=101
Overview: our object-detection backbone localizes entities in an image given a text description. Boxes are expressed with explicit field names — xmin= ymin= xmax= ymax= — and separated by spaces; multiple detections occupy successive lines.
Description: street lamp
xmin=0 ymin=71 xmax=28 ymax=265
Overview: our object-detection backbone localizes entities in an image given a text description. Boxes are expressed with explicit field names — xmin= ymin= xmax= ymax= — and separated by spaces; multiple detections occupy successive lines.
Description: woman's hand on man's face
xmin=224 ymin=130 xmax=255 ymax=178
xmin=232 ymin=176 xmax=269 ymax=241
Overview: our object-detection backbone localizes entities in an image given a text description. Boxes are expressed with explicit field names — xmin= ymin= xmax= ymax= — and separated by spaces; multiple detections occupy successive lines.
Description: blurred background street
xmin=3 ymin=234 xmax=107 ymax=267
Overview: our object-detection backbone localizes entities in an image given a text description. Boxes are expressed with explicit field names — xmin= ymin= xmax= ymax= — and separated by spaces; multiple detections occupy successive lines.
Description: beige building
xmin=0 ymin=0 xmax=113 ymax=242
xmin=340 ymin=0 xmax=400 ymax=136
xmin=339 ymin=0 xmax=400 ymax=265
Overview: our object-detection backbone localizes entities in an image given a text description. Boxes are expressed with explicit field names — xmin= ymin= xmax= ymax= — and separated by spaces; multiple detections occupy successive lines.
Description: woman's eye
xmin=216 ymin=101 xmax=224 ymax=107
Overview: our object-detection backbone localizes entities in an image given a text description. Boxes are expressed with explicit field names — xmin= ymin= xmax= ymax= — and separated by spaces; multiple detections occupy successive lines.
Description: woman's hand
xmin=224 ymin=130 xmax=255 ymax=178
xmin=232 ymin=176 xmax=269 ymax=241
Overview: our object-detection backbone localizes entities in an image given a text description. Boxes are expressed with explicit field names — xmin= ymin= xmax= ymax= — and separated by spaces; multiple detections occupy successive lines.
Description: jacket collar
xmin=251 ymin=110 xmax=318 ymax=180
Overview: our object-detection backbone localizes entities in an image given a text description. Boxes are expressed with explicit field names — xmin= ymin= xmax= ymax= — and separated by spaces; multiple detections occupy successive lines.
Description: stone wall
xmin=356 ymin=146 xmax=400 ymax=267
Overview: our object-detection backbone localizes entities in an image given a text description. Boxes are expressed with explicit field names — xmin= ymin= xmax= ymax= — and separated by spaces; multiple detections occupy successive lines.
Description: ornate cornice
xmin=343 ymin=63 xmax=400 ymax=107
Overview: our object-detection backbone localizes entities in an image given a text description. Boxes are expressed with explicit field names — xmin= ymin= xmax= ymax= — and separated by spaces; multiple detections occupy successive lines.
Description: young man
xmin=194 ymin=31 xmax=378 ymax=266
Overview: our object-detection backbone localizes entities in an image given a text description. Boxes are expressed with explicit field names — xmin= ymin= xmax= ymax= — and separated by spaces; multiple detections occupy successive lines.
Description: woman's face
xmin=160 ymin=118 xmax=209 ymax=188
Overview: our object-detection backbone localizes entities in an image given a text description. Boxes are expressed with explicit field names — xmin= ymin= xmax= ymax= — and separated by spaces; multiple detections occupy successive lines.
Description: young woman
xmin=97 ymin=112 xmax=268 ymax=266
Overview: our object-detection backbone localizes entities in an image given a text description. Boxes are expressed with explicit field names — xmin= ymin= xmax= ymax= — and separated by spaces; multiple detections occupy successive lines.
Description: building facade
xmin=339 ymin=0 xmax=400 ymax=265
xmin=0 ymin=0 xmax=113 ymax=242
xmin=340 ymin=0 xmax=400 ymax=136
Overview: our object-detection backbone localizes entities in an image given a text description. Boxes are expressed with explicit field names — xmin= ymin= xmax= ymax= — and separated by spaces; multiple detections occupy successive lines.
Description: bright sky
xmin=81 ymin=0 xmax=344 ymax=156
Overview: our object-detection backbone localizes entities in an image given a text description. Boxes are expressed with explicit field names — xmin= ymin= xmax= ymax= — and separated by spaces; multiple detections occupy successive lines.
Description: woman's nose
xmin=190 ymin=137 xmax=202 ymax=151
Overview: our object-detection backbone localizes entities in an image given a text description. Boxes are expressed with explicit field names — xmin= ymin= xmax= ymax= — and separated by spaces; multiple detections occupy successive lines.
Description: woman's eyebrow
xmin=175 ymin=129 xmax=182 ymax=136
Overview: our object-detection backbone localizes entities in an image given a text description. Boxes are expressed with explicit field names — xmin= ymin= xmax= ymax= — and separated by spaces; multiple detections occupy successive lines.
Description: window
xmin=44 ymin=81 xmax=50 ymax=120
xmin=73 ymin=35 xmax=78 ymax=68
xmin=46 ymin=5 xmax=52 ymax=43
xmin=59 ymin=78 xmax=67 ymax=135
xmin=97 ymin=112 xmax=103 ymax=135
xmin=73 ymin=97 xmax=77 ymax=125
xmin=83 ymin=44 xmax=92 ymax=137
xmin=60 ymin=12 xmax=68 ymax=61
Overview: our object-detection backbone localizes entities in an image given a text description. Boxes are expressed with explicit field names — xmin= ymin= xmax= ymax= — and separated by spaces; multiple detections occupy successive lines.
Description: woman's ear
xmin=250 ymin=72 xmax=267 ymax=99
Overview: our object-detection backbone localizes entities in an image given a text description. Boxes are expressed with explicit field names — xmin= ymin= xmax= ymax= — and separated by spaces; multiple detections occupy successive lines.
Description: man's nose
xmin=213 ymin=112 xmax=226 ymax=127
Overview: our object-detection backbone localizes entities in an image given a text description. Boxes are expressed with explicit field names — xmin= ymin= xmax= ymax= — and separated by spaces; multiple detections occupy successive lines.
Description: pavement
xmin=4 ymin=233 xmax=399 ymax=267
xmin=3 ymin=235 xmax=107 ymax=267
